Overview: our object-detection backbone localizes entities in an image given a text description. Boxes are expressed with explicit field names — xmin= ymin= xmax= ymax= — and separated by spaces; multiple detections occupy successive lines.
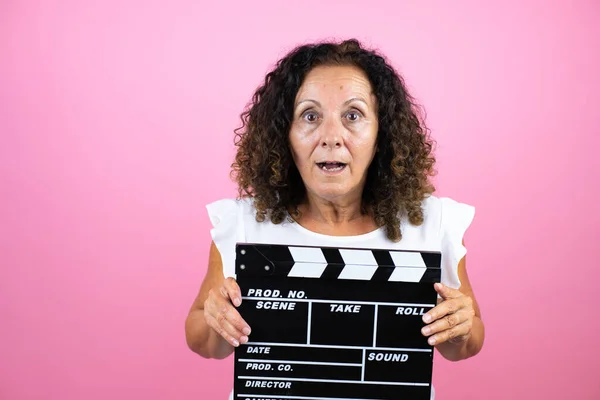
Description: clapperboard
xmin=233 ymin=243 xmax=441 ymax=400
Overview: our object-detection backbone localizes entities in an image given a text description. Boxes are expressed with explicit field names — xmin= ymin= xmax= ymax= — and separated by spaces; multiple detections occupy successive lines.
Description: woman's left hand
xmin=421 ymin=283 xmax=475 ymax=346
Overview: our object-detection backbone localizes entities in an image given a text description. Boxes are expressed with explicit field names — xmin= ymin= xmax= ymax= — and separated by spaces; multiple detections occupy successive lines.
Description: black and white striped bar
xmin=233 ymin=243 xmax=441 ymax=400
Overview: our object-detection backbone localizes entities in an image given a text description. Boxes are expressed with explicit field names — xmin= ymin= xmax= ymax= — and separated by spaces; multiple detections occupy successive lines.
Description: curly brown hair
xmin=231 ymin=38 xmax=437 ymax=242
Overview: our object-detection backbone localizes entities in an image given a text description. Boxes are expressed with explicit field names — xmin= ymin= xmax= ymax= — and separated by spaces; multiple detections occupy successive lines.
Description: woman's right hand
xmin=203 ymin=277 xmax=252 ymax=347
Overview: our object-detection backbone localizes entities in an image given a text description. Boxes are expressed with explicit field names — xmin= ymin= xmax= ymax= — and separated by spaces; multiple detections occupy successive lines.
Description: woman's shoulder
xmin=205 ymin=196 xmax=255 ymax=222
xmin=205 ymin=197 xmax=256 ymax=278
xmin=407 ymin=194 xmax=475 ymax=244
xmin=421 ymin=193 xmax=473 ymax=209
xmin=421 ymin=194 xmax=475 ymax=226
xmin=420 ymin=194 xmax=476 ymax=289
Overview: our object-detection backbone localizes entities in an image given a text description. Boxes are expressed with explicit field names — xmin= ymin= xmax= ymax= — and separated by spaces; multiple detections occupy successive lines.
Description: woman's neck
xmin=293 ymin=192 xmax=377 ymax=236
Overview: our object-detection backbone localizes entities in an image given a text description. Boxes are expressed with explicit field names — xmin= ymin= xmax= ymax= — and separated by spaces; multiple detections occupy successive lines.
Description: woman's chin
xmin=308 ymin=186 xmax=358 ymax=203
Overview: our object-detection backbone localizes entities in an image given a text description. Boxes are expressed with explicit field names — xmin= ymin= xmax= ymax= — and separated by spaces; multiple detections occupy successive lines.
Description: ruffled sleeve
xmin=206 ymin=198 xmax=245 ymax=279
xmin=439 ymin=197 xmax=476 ymax=289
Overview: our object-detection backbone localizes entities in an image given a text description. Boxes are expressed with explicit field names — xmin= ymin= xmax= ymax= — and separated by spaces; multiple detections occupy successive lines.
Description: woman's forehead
xmin=295 ymin=65 xmax=375 ymax=105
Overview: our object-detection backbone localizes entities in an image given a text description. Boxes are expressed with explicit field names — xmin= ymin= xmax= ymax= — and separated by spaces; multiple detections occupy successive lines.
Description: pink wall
xmin=2 ymin=1 xmax=599 ymax=399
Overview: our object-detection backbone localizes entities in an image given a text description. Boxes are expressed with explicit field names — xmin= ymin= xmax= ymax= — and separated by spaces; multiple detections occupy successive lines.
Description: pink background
xmin=2 ymin=1 xmax=599 ymax=399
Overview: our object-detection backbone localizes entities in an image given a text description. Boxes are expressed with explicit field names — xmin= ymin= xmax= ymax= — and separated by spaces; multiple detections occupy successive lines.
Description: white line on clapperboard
xmin=245 ymin=342 xmax=432 ymax=352
xmin=238 ymin=359 xmax=362 ymax=367
xmin=372 ymin=305 xmax=378 ymax=347
xmin=237 ymin=376 xmax=429 ymax=387
xmin=361 ymin=349 xmax=366 ymax=381
xmin=238 ymin=396 xmax=415 ymax=400
xmin=242 ymin=296 xmax=435 ymax=308
xmin=307 ymin=302 xmax=312 ymax=344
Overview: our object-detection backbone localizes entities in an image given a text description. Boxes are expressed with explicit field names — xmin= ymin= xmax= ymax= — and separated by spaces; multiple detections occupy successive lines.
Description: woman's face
xmin=289 ymin=64 xmax=379 ymax=204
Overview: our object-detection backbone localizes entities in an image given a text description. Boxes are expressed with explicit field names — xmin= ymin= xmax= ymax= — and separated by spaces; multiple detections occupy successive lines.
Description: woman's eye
xmin=303 ymin=112 xmax=318 ymax=122
xmin=346 ymin=111 xmax=361 ymax=121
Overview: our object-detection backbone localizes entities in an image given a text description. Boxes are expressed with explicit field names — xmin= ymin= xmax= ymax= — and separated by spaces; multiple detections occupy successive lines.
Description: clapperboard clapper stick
xmin=233 ymin=243 xmax=441 ymax=400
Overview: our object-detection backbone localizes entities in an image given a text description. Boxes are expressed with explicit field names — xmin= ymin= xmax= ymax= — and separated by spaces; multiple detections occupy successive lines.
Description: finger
xmin=205 ymin=296 xmax=249 ymax=345
xmin=221 ymin=305 xmax=252 ymax=337
xmin=204 ymin=311 xmax=246 ymax=347
xmin=207 ymin=293 xmax=252 ymax=337
xmin=426 ymin=321 xmax=471 ymax=346
xmin=421 ymin=309 xmax=471 ymax=337
xmin=434 ymin=282 xmax=464 ymax=300
xmin=217 ymin=311 xmax=249 ymax=345
xmin=222 ymin=277 xmax=243 ymax=307
xmin=422 ymin=298 xmax=463 ymax=324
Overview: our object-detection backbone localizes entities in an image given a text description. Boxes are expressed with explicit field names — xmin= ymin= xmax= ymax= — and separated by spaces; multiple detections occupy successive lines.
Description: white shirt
xmin=206 ymin=194 xmax=475 ymax=400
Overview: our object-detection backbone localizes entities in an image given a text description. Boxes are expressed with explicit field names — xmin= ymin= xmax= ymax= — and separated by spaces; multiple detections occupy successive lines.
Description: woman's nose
xmin=320 ymin=118 xmax=343 ymax=148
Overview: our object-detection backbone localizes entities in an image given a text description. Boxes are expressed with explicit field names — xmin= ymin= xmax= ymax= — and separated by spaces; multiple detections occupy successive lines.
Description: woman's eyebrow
xmin=344 ymin=97 xmax=368 ymax=106
xmin=295 ymin=98 xmax=369 ymax=108
xmin=295 ymin=99 xmax=321 ymax=108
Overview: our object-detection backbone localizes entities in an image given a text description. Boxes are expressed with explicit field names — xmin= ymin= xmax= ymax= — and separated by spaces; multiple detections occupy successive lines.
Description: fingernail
xmin=422 ymin=327 xmax=430 ymax=335
xmin=233 ymin=298 xmax=241 ymax=307
xmin=423 ymin=314 xmax=432 ymax=323
xmin=428 ymin=337 xmax=436 ymax=345
xmin=232 ymin=339 xmax=239 ymax=347
xmin=240 ymin=336 xmax=248 ymax=344
xmin=242 ymin=327 xmax=251 ymax=335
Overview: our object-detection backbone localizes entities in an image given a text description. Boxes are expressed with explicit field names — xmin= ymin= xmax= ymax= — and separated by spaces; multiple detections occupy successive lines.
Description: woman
xmin=185 ymin=38 xmax=485 ymax=398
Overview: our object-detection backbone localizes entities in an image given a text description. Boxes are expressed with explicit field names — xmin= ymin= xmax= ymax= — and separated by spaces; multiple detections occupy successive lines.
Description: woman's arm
xmin=430 ymin=254 xmax=485 ymax=361
xmin=420 ymin=238 xmax=485 ymax=362
xmin=185 ymin=241 xmax=251 ymax=359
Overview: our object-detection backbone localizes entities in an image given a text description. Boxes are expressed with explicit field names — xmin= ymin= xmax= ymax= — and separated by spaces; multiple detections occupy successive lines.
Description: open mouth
xmin=317 ymin=162 xmax=347 ymax=172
